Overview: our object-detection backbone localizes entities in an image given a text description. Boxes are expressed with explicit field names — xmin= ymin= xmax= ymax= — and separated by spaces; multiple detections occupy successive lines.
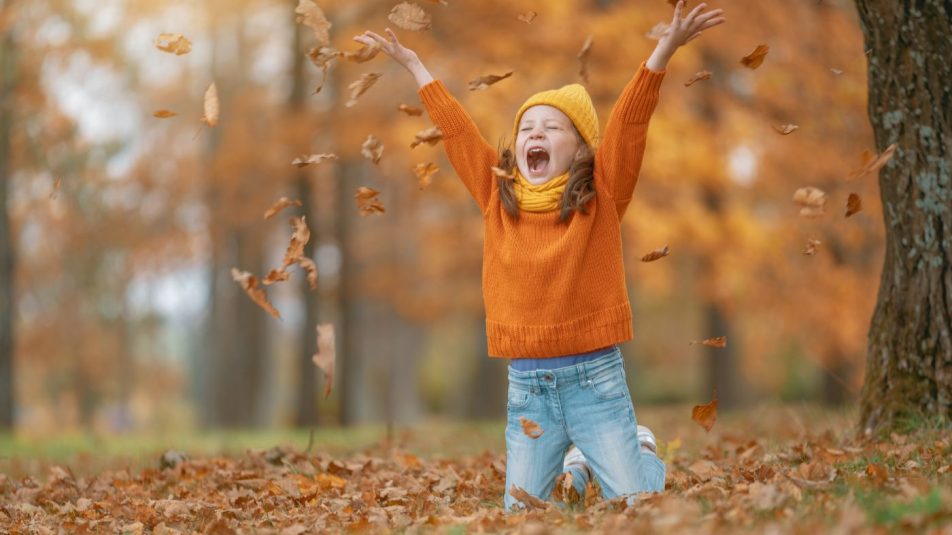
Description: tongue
xmin=530 ymin=156 xmax=549 ymax=174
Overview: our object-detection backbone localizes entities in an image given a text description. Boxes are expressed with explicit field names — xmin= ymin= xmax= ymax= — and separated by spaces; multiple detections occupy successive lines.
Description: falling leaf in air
xmin=263 ymin=197 xmax=303 ymax=220
xmin=397 ymin=103 xmax=423 ymax=116
xmin=519 ymin=416 xmax=544 ymax=439
xmin=50 ymin=178 xmax=61 ymax=200
xmin=684 ymin=70 xmax=712 ymax=87
xmin=307 ymin=47 xmax=341 ymax=94
xmin=231 ymin=268 xmax=281 ymax=319
xmin=201 ymin=83 xmax=219 ymax=127
xmin=847 ymin=143 xmax=896 ymax=180
xmin=298 ymin=257 xmax=318 ymax=290
xmin=311 ymin=323 xmax=335 ymax=398
xmin=803 ymin=238 xmax=821 ymax=256
xmin=793 ymin=186 xmax=826 ymax=217
xmin=292 ymin=153 xmax=338 ymax=168
xmin=830 ymin=68 xmax=844 ymax=75
xmin=846 ymin=193 xmax=862 ymax=217
xmin=281 ymin=216 xmax=311 ymax=270
xmin=295 ymin=0 xmax=332 ymax=46
xmin=692 ymin=396 xmax=717 ymax=432
xmin=389 ymin=2 xmax=432 ymax=32
xmin=413 ymin=162 xmax=438 ymax=190
xmin=773 ymin=124 xmax=799 ymax=135
xmin=264 ymin=268 xmax=291 ymax=285
xmin=467 ymin=71 xmax=514 ymax=91
xmin=342 ymin=43 xmax=380 ymax=63
xmin=645 ymin=22 xmax=669 ymax=41
xmin=346 ymin=72 xmax=382 ymax=107
xmin=577 ymin=35 xmax=593 ymax=84
xmin=361 ymin=135 xmax=384 ymax=164
xmin=641 ymin=244 xmax=670 ymax=262
xmin=691 ymin=336 xmax=727 ymax=348
xmin=741 ymin=44 xmax=769 ymax=69
xmin=153 ymin=109 xmax=178 ymax=118
xmin=355 ymin=187 xmax=385 ymax=216
xmin=491 ymin=166 xmax=514 ymax=181
xmin=155 ymin=33 xmax=191 ymax=55
xmin=518 ymin=11 xmax=537 ymax=24
xmin=409 ymin=126 xmax=443 ymax=148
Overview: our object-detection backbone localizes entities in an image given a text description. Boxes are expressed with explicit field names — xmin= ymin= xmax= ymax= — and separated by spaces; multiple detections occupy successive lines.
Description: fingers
xmin=385 ymin=28 xmax=400 ymax=45
xmin=693 ymin=8 xmax=724 ymax=25
xmin=696 ymin=16 xmax=726 ymax=32
xmin=672 ymin=0 xmax=683 ymax=22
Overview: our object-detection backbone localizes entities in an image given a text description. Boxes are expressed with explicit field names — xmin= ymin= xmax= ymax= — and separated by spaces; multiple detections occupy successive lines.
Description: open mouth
xmin=526 ymin=147 xmax=550 ymax=174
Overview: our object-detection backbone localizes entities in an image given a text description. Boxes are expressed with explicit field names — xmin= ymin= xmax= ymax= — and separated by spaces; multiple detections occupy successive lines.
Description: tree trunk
xmin=855 ymin=0 xmax=952 ymax=433
xmin=0 ymin=10 xmax=17 ymax=430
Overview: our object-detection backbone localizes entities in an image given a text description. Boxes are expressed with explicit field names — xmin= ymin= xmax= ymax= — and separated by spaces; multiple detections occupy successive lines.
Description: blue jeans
xmin=504 ymin=348 xmax=666 ymax=511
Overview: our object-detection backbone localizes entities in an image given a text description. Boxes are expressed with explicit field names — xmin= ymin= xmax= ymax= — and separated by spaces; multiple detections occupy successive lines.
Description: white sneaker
xmin=637 ymin=425 xmax=657 ymax=455
xmin=562 ymin=445 xmax=593 ymax=483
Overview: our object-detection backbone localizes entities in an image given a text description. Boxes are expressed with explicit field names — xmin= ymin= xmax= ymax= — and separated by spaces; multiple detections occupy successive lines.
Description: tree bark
xmin=0 ymin=7 xmax=17 ymax=430
xmin=855 ymin=0 xmax=952 ymax=432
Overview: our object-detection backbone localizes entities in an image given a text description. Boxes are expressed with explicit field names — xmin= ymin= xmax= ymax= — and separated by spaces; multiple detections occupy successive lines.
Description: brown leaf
xmin=312 ymin=323 xmax=335 ymax=399
xmin=773 ymin=123 xmax=799 ymax=135
xmin=691 ymin=336 xmax=727 ymax=348
xmin=397 ymin=103 xmax=423 ymax=116
xmin=577 ymin=35 xmax=593 ymax=84
xmin=342 ymin=43 xmax=380 ymax=63
xmin=346 ymin=72 xmax=382 ymax=107
xmin=793 ymin=186 xmax=826 ymax=217
xmin=202 ymin=83 xmax=219 ymax=127
xmin=295 ymin=0 xmax=332 ymax=46
xmin=491 ymin=166 xmax=514 ymax=181
xmin=692 ymin=397 xmax=718 ymax=432
xmin=49 ymin=178 xmax=61 ymax=200
xmin=740 ymin=44 xmax=769 ymax=69
xmin=467 ymin=71 xmax=514 ymax=91
xmin=361 ymin=135 xmax=384 ymax=164
xmin=645 ymin=22 xmax=669 ymax=41
xmin=155 ymin=33 xmax=191 ymax=55
xmin=551 ymin=472 xmax=580 ymax=505
xmin=517 ymin=11 xmax=538 ymax=24
xmin=641 ymin=244 xmax=670 ymax=262
xmin=509 ymin=485 xmax=548 ymax=510
xmin=292 ymin=153 xmax=338 ymax=168
xmin=389 ymin=2 xmax=432 ymax=32
xmin=298 ymin=257 xmax=318 ymax=290
xmin=803 ymin=238 xmax=822 ymax=256
xmin=519 ymin=416 xmax=544 ymax=439
xmin=306 ymin=46 xmax=340 ymax=94
xmin=355 ymin=187 xmax=385 ymax=216
xmin=231 ymin=268 xmax=281 ymax=319
xmin=684 ymin=70 xmax=712 ymax=87
xmin=409 ymin=126 xmax=443 ymax=148
xmin=413 ymin=162 xmax=439 ymax=190
xmin=865 ymin=463 xmax=888 ymax=485
xmin=263 ymin=197 xmax=303 ymax=220
xmin=263 ymin=268 xmax=291 ymax=285
xmin=786 ymin=461 xmax=837 ymax=488
xmin=153 ymin=109 xmax=178 ymax=118
xmin=845 ymin=193 xmax=862 ymax=217
xmin=847 ymin=143 xmax=897 ymax=180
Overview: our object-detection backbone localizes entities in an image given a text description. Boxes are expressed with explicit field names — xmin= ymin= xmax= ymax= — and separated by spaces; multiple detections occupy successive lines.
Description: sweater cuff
xmin=619 ymin=61 xmax=666 ymax=124
xmin=418 ymin=80 xmax=468 ymax=137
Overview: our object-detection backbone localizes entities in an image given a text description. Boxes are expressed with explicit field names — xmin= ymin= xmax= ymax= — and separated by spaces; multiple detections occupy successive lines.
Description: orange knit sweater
xmin=418 ymin=61 xmax=666 ymax=358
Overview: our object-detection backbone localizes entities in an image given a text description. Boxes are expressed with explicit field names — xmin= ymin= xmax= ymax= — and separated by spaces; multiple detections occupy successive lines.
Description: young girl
xmin=356 ymin=1 xmax=725 ymax=511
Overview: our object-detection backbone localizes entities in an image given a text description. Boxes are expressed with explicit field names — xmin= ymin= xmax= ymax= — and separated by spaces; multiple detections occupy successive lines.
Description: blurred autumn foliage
xmin=2 ymin=0 xmax=883 ymax=434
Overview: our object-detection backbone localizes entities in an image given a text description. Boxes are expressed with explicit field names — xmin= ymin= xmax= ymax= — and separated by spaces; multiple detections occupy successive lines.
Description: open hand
xmin=353 ymin=28 xmax=420 ymax=69
xmin=659 ymin=1 xmax=726 ymax=51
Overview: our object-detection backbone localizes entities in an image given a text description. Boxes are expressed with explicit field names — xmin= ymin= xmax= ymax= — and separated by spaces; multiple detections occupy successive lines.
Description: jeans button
xmin=544 ymin=374 xmax=553 ymax=382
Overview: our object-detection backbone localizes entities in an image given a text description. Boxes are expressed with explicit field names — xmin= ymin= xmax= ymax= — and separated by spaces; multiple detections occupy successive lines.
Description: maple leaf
xmin=355 ymin=187 xmax=385 ymax=216
xmin=311 ymin=323 xmax=335 ymax=399
xmin=397 ymin=103 xmax=423 ymax=116
xmin=467 ymin=71 xmax=514 ymax=91
xmin=155 ymin=33 xmax=191 ymax=55
xmin=741 ymin=44 xmax=769 ymax=69
xmin=409 ymin=126 xmax=443 ymax=148
xmin=845 ymin=193 xmax=862 ymax=217
xmin=413 ymin=162 xmax=439 ymax=190
xmin=263 ymin=197 xmax=303 ymax=220
xmin=361 ymin=135 xmax=384 ymax=164
xmin=389 ymin=2 xmax=432 ymax=32
xmin=641 ymin=244 xmax=670 ymax=262
xmin=519 ymin=416 xmax=544 ymax=439
xmin=202 ymin=83 xmax=219 ymax=127
xmin=231 ymin=268 xmax=281 ymax=319
xmin=346 ymin=72 xmax=382 ymax=107
xmin=153 ymin=109 xmax=178 ymax=118
xmin=773 ymin=123 xmax=799 ymax=135
xmin=578 ymin=35 xmax=593 ymax=84
xmin=847 ymin=143 xmax=897 ymax=180
xmin=291 ymin=153 xmax=338 ymax=168
xmin=295 ymin=0 xmax=331 ymax=46
xmin=518 ymin=11 xmax=538 ymax=24
xmin=684 ymin=70 xmax=712 ymax=87
xmin=691 ymin=396 xmax=717 ymax=432
xmin=691 ymin=336 xmax=727 ymax=348
xmin=793 ymin=186 xmax=826 ymax=217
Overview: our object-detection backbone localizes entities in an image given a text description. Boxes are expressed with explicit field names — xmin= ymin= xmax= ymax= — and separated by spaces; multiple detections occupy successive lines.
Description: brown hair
xmin=496 ymin=142 xmax=596 ymax=223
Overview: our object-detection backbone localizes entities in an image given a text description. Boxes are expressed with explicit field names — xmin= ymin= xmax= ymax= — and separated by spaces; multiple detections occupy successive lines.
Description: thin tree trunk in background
xmin=854 ymin=0 xmax=952 ymax=433
xmin=0 ymin=5 xmax=17 ymax=430
xmin=336 ymin=158 xmax=361 ymax=426
xmin=466 ymin=313 xmax=505 ymax=419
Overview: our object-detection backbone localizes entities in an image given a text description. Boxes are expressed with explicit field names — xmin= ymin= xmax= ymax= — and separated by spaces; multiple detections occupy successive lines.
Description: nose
xmin=529 ymin=128 xmax=544 ymax=139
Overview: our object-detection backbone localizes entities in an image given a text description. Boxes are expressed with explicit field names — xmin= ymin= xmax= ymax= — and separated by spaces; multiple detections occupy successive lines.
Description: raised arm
xmin=354 ymin=29 xmax=497 ymax=213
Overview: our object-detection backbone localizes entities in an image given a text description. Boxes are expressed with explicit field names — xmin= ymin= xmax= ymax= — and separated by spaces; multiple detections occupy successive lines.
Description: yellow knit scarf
xmin=513 ymin=169 xmax=569 ymax=212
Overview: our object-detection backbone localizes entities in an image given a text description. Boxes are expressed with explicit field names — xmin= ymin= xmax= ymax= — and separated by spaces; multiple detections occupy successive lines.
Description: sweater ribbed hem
xmin=486 ymin=302 xmax=633 ymax=358
xmin=620 ymin=61 xmax=666 ymax=124
xmin=418 ymin=80 xmax=470 ymax=137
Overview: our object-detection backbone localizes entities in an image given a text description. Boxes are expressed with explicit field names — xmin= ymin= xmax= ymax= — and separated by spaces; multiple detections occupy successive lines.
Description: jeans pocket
xmin=589 ymin=366 xmax=627 ymax=401
xmin=507 ymin=383 xmax=531 ymax=410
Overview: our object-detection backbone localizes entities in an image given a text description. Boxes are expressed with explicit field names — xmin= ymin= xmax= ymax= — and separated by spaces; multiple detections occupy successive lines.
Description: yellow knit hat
xmin=512 ymin=84 xmax=599 ymax=149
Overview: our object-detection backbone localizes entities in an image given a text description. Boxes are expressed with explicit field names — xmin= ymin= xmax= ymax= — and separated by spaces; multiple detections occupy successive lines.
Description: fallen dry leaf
xmin=346 ymin=72 xmax=382 ymax=107
xmin=793 ymin=186 xmax=826 ymax=217
xmin=773 ymin=124 xmax=799 ymax=135
xmin=413 ymin=162 xmax=439 ymax=190
xmin=518 ymin=11 xmax=538 ymax=24
xmin=355 ymin=186 xmax=385 ymax=216
xmin=865 ymin=463 xmax=888 ymax=485
xmin=201 ymin=82 xmax=219 ymax=127
xmin=468 ymin=71 xmax=514 ymax=91
xmin=846 ymin=193 xmax=862 ymax=217
xmin=263 ymin=197 xmax=303 ymax=220
xmin=153 ymin=109 xmax=178 ymax=118
xmin=519 ymin=416 xmax=544 ymax=439
xmin=389 ymin=2 xmax=432 ymax=32
xmin=231 ymin=268 xmax=281 ymax=319
xmin=691 ymin=336 xmax=727 ymax=348
xmin=295 ymin=0 xmax=331 ymax=46
xmin=787 ymin=460 xmax=837 ymax=489
xmin=311 ymin=323 xmax=335 ymax=398
xmin=847 ymin=143 xmax=897 ymax=180
xmin=510 ymin=485 xmax=549 ymax=510
xmin=803 ymin=238 xmax=822 ymax=256
xmin=155 ymin=33 xmax=191 ymax=55
xmin=551 ymin=472 xmax=580 ymax=505
xmin=577 ymin=35 xmax=593 ymax=84
xmin=409 ymin=126 xmax=443 ymax=149
xmin=361 ymin=135 xmax=384 ymax=164
xmin=397 ymin=103 xmax=423 ymax=116
xmin=292 ymin=153 xmax=338 ymax=168
xmin=684 ymin=70 xmax=712 ymax=87
xmin=641 ymin=244 xmax=670 ymax=262
xmin=691 ymin=397 xmax=717 ymax=432
xmin=741 ymin=44 xmax=769 ymax=69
